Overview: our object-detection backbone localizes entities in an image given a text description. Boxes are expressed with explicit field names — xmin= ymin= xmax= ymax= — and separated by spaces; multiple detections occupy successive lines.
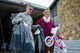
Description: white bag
xmin=34 ymin=29 xmax=40 ymax=35
xmin=51 ymin=27 xmax=60 ymax=35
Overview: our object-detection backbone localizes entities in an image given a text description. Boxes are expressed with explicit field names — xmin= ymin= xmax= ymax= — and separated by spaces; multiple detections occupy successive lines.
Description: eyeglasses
xmin=46 ymin=14 xmax=50 ymax=15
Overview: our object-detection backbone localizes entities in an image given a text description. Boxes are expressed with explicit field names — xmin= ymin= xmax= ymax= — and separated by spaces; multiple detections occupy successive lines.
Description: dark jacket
xmin=34 ymin=26 xmax=45 ymax=53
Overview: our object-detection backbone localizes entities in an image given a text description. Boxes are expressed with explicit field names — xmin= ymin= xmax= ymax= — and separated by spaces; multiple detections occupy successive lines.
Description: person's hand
xmin=18 ymin=18 xmax=23 ymax=22
xmin=32 ymin=25 xmax=40 ymax=29
xmin=59 ymin=24 xmax=63 ymax=29
xmin=36 ymin=25 xmax=40 ymax=27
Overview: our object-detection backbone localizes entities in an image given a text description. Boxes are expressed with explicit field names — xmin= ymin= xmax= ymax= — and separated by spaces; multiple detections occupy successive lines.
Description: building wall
xmin=57 ymin=0 xmax=80 ymax=40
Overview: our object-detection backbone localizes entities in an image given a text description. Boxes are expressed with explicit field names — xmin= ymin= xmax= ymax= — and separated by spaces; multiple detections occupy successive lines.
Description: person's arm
xmin=36 ymin=19 xmax=41 ymax=25
xmin=32 ymin=19 xmax=41 ymax=29
xmin=51 ymin=19 xmax=56 ymax=28
xmin=12 ymin=13 xmax=23 ymax=25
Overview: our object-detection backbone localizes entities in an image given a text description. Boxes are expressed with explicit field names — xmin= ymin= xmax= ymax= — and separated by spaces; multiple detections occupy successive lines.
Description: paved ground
xmin=0 ymin=40 xmax=80 ymax=53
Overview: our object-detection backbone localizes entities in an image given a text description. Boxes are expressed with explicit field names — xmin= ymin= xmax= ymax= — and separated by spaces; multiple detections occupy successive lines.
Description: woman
xmin=36 ymin=9 xmax=55 ymax=53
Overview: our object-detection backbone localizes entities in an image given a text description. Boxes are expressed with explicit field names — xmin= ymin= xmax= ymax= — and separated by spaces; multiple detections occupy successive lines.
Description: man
xmin=11 ymin=4 xmax=35 ymax=53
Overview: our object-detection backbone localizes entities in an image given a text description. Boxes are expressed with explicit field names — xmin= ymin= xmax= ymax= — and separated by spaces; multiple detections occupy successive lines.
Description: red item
xmin=36 ymin=18 xmax=55 ymax=37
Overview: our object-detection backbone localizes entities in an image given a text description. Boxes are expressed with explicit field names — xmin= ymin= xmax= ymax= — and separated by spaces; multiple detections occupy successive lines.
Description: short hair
xmin=26 ymin=4 xmax=34 ymax=11
xmin=26 ymin=4 xmax=33 ymax=8
xmin=43 ymin=9 xmax=50 ymax=15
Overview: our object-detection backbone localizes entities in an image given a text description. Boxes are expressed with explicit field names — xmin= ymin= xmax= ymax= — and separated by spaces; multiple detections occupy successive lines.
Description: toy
xmin=45 ymin=27 xmax=67 ymax=53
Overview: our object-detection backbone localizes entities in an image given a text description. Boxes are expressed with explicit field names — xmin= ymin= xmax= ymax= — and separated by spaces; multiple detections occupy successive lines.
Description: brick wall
xmin=57 ymin=0 xmax=80 ymax=40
